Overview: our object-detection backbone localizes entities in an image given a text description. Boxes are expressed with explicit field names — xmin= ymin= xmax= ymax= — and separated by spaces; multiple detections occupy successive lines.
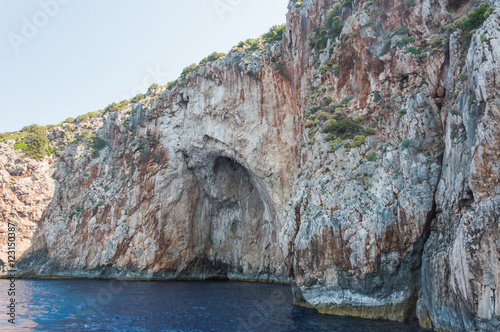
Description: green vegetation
xmin=316 ymin=112 xmax=331 ymax=121
xmin=365 ymin=20 xmax=375 ymax=27
xmin=395 ymin=37 xmax=415 ymax=47
xmin=457 ymin=73 xmax=468 ymax=82
xmin=363 ymin=1 xmax=374 ymax=9
xmin=0 ymin=133 xmax=23 ymax=143
xmin=407 ymin=46 xmax=417 ymax=55
xmin=166 ymin=79 xmax=179 ymax=90
xmin=91 ymin=136 xmax=107 ymax=150
xmin=180 ymin=51 xmax=228 ymax=80
xmin=367 ymin=151 xmax=377 ymax=161
xmin=406 ymin=0 xmax=416 ymax=7
xmin=105 ymin=100 xmax=130 ymax=113
xmin=332 ymin=64 xmax=340 ymax=75
xmin=401 ymin=139 xmax=411 ymax=150
xmin=323 ymin=97 xmax=333 ymax=106
xmin=447 ymin=4 xmax=495 ymax=46
xmin=392 ymin=26 xmax=410 ymax=36
xmin=4 ymin=125 xmax=50 ymax=160
xmin=130 ymin=94 xmax=145 ymax=103
xmin=342 ymin=95 xmax=354 ymax=104
xmin=322 ymin=119 xmax=362 ymax=138
xmin=180 ymin=63 xmax=199 ymax=79
xmin=379 ymin=40 xmax=391 ymax=56
xmin=351 ymin=135 xmax=366 ymax=147
xmin=430 ymin=37 xmax=442 ymax=48
xmin=199 ymin=52 xmax=227 ymax=66
xmin=88 ymin=136 xmax=107 ymax=158
xmin=261 ymin=24 xmax=287 ymax=44
xmin=374 ymin=91 xmax=382 ymax=102
xmin=310 ymin=4 xmax=345 ymax=52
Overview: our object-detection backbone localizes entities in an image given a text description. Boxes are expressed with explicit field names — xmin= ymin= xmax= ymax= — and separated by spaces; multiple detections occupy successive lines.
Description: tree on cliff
xmin=22 ymin=124 xmax=48 ymax=161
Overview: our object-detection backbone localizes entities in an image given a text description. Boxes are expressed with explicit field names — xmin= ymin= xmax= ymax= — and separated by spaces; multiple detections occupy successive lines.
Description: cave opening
xmin=190 ymin=156 xmax=279 ymax=280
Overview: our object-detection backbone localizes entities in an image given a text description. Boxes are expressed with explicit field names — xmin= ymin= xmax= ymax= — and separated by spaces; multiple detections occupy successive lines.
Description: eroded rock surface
xmin=1 ymin=0 xmax=499 ymax=331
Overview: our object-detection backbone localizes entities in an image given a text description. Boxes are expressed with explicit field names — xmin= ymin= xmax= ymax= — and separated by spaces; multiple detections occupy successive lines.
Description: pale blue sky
xmin=0 ymin=0 xmax=288 ymax=132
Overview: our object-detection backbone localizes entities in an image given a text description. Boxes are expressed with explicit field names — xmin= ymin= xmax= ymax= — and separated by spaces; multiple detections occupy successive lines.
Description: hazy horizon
xmin=0 ymin=0 xmax=288 ymax=132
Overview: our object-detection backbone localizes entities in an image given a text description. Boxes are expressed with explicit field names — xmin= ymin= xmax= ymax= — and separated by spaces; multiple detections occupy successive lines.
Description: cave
xmin=189 ymin=156 xmax=279 ymax=279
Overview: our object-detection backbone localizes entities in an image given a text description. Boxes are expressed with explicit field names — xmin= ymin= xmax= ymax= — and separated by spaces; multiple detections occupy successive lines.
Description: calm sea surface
xmin=0 ymin=279 xmax=429 ymax=331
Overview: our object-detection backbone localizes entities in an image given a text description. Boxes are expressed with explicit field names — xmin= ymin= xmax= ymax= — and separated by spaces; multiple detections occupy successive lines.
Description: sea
xmin=0 ymin=279 xmax=430 ymax=331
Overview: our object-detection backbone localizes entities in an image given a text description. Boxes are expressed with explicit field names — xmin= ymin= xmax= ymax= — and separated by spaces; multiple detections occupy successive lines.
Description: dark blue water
xmin=0 ymin=280 xmax=429 ymax=331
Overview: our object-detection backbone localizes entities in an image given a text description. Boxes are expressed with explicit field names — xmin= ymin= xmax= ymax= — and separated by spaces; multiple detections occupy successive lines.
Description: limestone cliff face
xmin=420 ymin=9 xmax=500 ymax=331
xmin=1 ymin=0 xmax=499 ymax=331
xmin=0 ymin=142 xmax=55 ymax=273
xmin=14 ymin=49 xmax=299 ymax=281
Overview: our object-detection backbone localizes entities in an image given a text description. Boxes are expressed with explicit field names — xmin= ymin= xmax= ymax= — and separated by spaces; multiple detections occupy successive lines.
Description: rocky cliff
xmin=1 ymin=0 xmax=499 ymax=331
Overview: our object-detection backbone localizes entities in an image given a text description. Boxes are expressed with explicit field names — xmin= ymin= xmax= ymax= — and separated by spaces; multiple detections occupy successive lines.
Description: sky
xmin=0 ymin=0 xmax=289 ymax=133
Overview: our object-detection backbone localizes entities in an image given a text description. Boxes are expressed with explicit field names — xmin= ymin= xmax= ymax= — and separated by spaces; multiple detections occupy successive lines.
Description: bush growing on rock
xmin=261 ymin=24 xmax=286 ymax=44
xmin=322 ymin=118 xmax=361 ymax=138
xmin=199 ymin=52 xmax=227 ymax=66
xmin=305 ymin=120 xmax=315 ymax=128
xmin=22 ymin=125 xmax=48 ymax=161
xmin=332 ymin=64 xmax=340 ymax=75
xmin=317 ymin=112 xmax=331 ymax=121
xmin=379 ymin=40 xmax=391 ymax=56
xmin=130 ymin=94 xmax=145 ymax=103
xmin=91 ymin=136 xmax=107 ymax=151
xmin=395 ymin=37 xmax=415 ymax=47
xmin=351 ymin=135 xmax=366 ymax=147
xmin=342 ymin=95 xmax=354 ymax=104
xmin=367 ymin=151 xmax=377 ymax=161
xmin=180 ymin=64 xmax=199 ymax=79
xmin=392 ymin=26 xmax=410 ymax=36
xmin=105 ymin=100 xmax=129 ymax=113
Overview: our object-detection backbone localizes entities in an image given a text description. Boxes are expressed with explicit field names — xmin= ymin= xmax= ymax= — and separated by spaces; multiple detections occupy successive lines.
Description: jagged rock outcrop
xmin=1 ymin=0 xmax=499 ymax=331
xmin=419 ymin=10 xmax=500 ymax=331
xmin=0 ymin=142 xmax=55 ymax=273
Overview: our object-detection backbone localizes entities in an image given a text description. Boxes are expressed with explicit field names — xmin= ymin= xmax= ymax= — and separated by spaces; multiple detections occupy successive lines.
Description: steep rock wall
xmin=420 ymin=8 xmax=500 ymax=331
xmin=0 ymin=0 xmax=499 ymax=331
xmin=15 ymin=53 xmax=299 ymax=282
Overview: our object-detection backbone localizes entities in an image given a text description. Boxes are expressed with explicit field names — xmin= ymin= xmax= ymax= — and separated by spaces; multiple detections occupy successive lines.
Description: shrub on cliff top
xmin=22 ymin=125 xmax=48 ymax=160
xmin=261 ymin=24 xmax=286 ymax=44
xmin=180 ymin=63 xmax=199 ymax=79
xmin=237 ymin=38 xmax=262 ymax=52
xmin=105 ymin=100 xmax=129 ymax=113
xmin=130 ymin=94 xmax=145 ymax=103
xmin=199 ymin=52 xmax=227 ymax=66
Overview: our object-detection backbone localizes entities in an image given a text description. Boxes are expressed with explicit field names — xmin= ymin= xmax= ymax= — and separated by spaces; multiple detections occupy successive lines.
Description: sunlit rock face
xmin=1 ymin=0 xmax=499 ymax=330
xmin=11 ymin=54 xmax=299 ymax=283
